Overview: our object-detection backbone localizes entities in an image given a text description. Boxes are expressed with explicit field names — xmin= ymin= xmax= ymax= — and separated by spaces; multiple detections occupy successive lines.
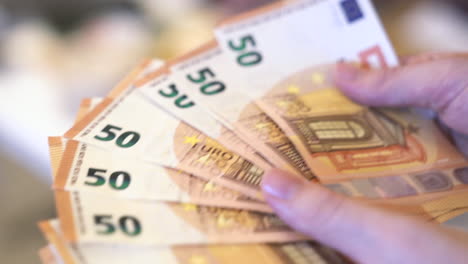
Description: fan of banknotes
xmin=38 ymin=0 xmax=468 ymax=263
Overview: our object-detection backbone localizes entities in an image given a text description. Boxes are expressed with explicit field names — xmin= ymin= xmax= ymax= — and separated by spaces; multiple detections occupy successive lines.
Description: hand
xmin=336 ymin=53 xmax=468 ymax=157
xmin=261 ymin=54 xmax=468 ymax=264
xmin=262 ymin=169 xmax=468 ymax=264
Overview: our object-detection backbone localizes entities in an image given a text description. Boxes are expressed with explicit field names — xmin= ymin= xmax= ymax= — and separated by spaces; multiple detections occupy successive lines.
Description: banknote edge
xmin=55 ymin=191 xmax=79 ymax=243
xmin=54 ymin=140 xmax=79 ymax=189
xmin=64 ymin=60 xmax=150 ymax=139
xmin=38 ymin=220 xmax=76 ymax=264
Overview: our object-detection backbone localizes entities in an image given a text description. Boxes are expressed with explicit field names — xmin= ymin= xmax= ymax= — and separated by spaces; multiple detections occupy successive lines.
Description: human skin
xmin=262 ymin=55 xmax=468 ymax=264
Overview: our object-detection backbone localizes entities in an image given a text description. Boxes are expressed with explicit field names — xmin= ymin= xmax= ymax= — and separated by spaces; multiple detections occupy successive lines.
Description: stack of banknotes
xmin=38 ymin=0 xmax=468 ymax=263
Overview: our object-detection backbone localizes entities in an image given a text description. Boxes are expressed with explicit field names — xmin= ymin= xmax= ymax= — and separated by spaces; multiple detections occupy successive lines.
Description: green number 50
xmin=228 ymin=35 xmax=263 ymax=67
xmin=94 ymin=124 xmax=140 ymax=148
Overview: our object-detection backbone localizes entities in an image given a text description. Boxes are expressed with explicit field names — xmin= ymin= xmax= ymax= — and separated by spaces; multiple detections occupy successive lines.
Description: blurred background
xmin=0 ymin=0 xmax=467 ymax=262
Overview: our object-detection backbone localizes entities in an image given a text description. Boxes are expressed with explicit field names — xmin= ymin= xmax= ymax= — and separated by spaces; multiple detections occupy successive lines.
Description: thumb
xmin=261 ymin=169 xmax=468 ymax=264
xmin=334 ymin=58 xmax=468 ymax=135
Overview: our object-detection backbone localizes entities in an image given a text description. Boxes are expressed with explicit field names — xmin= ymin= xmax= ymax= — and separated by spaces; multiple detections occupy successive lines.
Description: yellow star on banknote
xmin=184 ymin=135 xmax=201 ymax=146
xmin=255 ymin=122 xmax=267 ymax=129
xmin=203 ymin=182 xmax=217 ymax=192
xmin=276 ymin=100 xmax=289 ymax=108
xmin=312 ymin=72 xmax=325 ymax=84
xmin=217 ymin=214 xmax=234 ymax=228
xmin=287 ymin=85 xmax=300 ymax=94
xmin=182 ymin=203 xmax=198 ymax=211
xmin=197 ymin=154 xmax=210 ymax=165
xmin=189 ymin=256 xmax=208 ymax=264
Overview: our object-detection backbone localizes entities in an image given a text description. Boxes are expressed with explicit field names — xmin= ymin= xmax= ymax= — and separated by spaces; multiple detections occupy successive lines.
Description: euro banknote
xmin=64 ymin=62 xmax=268 ymax=200
xmin=136 ymin=66 xmax=272 ymax=171
xmin=51 ymin=138 xmax=270 ymax=212
xmin=165 ymin=42 xmax=315 ymax=179
xmin=37 ymin=0 xmax=468 ymax=262
xmin=39 ymin=219 xmax=351 ymax=264
xmin=255 ymin=64 xmax=468 ymax=182
xmin=54 ymin=191 xmax=305 ymax=245
xmin=50 ymin=99 xmax=269 ymax=211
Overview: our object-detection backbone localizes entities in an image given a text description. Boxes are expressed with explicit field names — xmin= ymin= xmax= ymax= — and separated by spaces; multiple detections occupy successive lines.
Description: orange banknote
xmin=257 ymin=64 xmax=468 ymax=183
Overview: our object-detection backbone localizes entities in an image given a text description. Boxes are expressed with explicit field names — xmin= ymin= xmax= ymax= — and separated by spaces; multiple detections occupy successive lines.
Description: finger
xmin=334 ymin=58 xmax=468 ymax=134
xmin=261 ymin=169 xmax=468 ymax=264
xmin=261 ymin=169 xmax=396 ymax=262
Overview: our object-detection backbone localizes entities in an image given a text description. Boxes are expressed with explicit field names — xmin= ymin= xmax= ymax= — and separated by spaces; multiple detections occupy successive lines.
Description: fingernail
xmin=261 ymin=169 xmax=303 ymax=200
xmin=334 ymin=62 xmax=365 ymax=82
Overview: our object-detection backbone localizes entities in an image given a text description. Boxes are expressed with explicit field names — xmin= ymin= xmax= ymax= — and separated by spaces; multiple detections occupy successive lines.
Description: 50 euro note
xmin=51 ymin=138 xmax=271 ymax=212
xmin=212 ymin=0 xmax=397 ymax=174
xmin=255 ymin=64 xmax=468 ymax=182
xmin=49 ymin=141 xmax=466 ymax=249
xmin=55 ymin=92 xmax=468 ymax=212
xmin=39 ymin=219 xmax=350 ymax=264
xmin=163 ymin=40 xmax=451 ymax=203
xmin=51 ymin=100 xmax=468 ymax=217
xmin=64 ymin=63 xmax=269 ymax=200
xmin=64 ymin=93 xmax=468 ymax=210
xmin=215 ymin=0 xmax=397 ymax=92
xmin=54 ymin=190 xmax=305 ymax=246
xmin=51 ymin=97 xmax=270 ymax=212
xmin=135 ymin=65 xmax=272 ymax=170
xmin=51 ymin=134 xmax=468 ymax=219
xmin=165 ymin=41 xmax=315 ymax=180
